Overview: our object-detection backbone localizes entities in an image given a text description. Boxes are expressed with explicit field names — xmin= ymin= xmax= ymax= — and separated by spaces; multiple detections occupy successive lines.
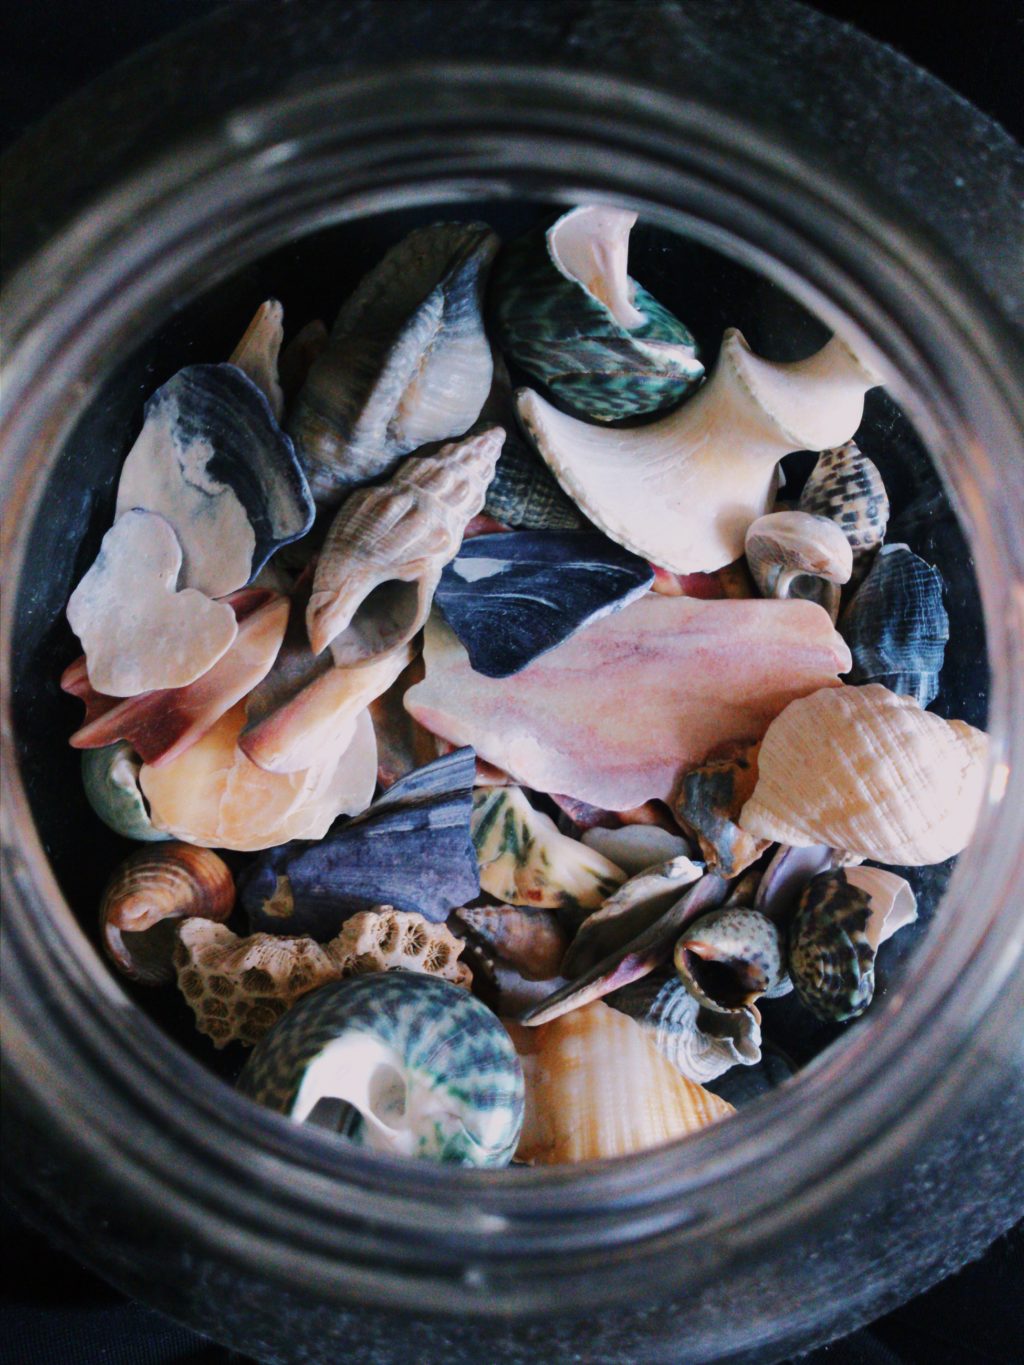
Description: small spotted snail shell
xmin=237 ymin=973 xmax=524 ymax=1167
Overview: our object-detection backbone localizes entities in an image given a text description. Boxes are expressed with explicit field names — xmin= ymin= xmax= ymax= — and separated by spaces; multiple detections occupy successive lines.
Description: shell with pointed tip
xmin=288 ymin=223 xmax=499 ymax=505
xmin=115 ymin=363 xmax=314 ymax=597
xmin=229 ymin=299 xmax=285 ymax=420
xmin=673 ymin=740 xmax=768 ymax=877
xmin=674 ymin=906 xmax=788 ymax=1008
xmin=238 ymin=974 xmax=523 ymax=1166
xmin=798 ymin=441 xmax=889 ymax=555
xmin=517 ymin=329 xmax=879 ymax=575
xmin=745 ymin=510 xmax=853 ymax=622
xmin=452 ymin=905 xmax=567 ymax=982
xmin=67 ymin=510 xmax=239 ymax=697
xmin=509 ymin=1000 xmax=732 ymax=1163
xmin=471 ymin=786 xmax=626 ymax=922
xmin=607 ymin=968 xmax=762 ymax=1084
xmin=81 ymin=743 xmax=170 ymax=842
xmin=738 ymin=684 xmax=988 ymax=865
xmin=490 ymin=206 xmax=703 ymax=421
xmin=141 ymin=700 xmax=376 ymax=851
xmin=787 ymin=870 xmax=877 ymax=1020
xmin=101 ymin=843 xmax=234 ymax=985
xmin=839 ymin=544 xmax=949 ymax=707
xmin=240 ymin=748 xmax=478 ymax=935
xmin=307 ymin=427 xmax=503 ymax=662
xmin=66 ymin=588 xmax=289 ymax=767
xmin=561 ymin=856 xmax=705 ymax=978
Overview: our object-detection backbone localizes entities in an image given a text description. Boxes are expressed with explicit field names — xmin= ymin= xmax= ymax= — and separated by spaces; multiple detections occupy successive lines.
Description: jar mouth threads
xmin=3 ymin=55 xmax=1023 ymax=1332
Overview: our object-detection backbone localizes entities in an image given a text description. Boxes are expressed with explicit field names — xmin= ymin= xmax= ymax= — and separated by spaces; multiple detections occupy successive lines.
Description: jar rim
xmin=3 ymin=61 xmax=1023 ymax=1318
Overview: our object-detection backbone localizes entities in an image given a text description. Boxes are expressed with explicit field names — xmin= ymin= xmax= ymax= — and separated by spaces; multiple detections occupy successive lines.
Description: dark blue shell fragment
xmin=840 ymin=544 xmax=949 ymax=707
xmin=434 ymin=530 xmax=654 ymax=677
xmin=238 ymin=747 xmax=479 ymax=938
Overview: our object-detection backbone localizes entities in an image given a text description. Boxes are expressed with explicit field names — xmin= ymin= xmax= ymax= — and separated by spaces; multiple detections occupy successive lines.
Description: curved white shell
xmin=738 ymin=684 xmax=989 ymax=865
xmin=508 ymin=1000 xmax=733 ymax=1163
xmin=581 ymin=824 xmax=694 ymax=875
xmin=307 ymin=427 xmax=503 ymax=662
xmin=517 ymin=330 xmax=879 ymax=574
xmin=230 ymin=299 xmax=285 ymax=420
xmin=745 ymin=510 xmax=853 ymax=621
xmin=67 ymin=510 xmax=238 ymax=697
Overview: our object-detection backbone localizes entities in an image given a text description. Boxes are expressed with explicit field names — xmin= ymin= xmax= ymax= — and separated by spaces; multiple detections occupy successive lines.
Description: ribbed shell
xmin=452 ymin=904 xmax=568 ymax=981
xmin=238 ymin=974 xmax=524 ymax=1166
xmin=607 ymin=968 xmax=762 ymax=1084
xmin=738 ymin=685 xmax=988 ymax=865
xmin=839 ymin=544 xmax=949 ymax=708
xmin=288 ymin=222 xmax=498 ymax=505
xmin=100 ymin=842 xmax=234 ymax=984
xmin=490 ymin=206 xmax=703 ymax=421
xmin=306 ymin=427 xmax=503 ymax=662
xmin=510 ymin=1000 xmax=733 ymax=1163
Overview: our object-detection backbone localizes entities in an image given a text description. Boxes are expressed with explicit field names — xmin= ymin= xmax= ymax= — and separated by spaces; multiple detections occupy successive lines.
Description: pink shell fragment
xmin=406 ymin=596 xmax=851 ymax=811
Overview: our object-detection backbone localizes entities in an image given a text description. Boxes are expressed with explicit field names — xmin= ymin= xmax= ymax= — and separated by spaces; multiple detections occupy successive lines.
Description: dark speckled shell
xmin=787 ymin=870 xmax=875 ymax=1021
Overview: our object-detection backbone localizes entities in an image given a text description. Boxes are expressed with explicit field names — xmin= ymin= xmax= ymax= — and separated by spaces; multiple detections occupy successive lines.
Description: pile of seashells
xmin=63 ymin=205 xmax=988 ymax=1169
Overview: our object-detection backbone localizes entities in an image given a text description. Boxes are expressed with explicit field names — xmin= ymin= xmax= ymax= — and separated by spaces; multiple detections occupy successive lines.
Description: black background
xmin=2 ymin=2 xmax=1022 ymax=1363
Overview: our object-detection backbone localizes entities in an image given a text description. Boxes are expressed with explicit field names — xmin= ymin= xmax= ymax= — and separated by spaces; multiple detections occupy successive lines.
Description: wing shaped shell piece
xmin=738 ymin=684 xmax=989 ymax=864
xmin=407 ymin=595 xmax=851 ymax=811
xmin=288 ymin=222 xmax=499 ymax=504
xmin=307 ymin=427 xmax=504 ymax=662
xmin=518 ymin=330 xmax=879 ymax=574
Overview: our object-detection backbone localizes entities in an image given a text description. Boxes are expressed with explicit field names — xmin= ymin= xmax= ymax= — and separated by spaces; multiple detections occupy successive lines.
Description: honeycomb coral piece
xmin=173 ymin=909 xmax=472 ymax=1048
xmin=326 ymin=907 xmax=473 ymax=988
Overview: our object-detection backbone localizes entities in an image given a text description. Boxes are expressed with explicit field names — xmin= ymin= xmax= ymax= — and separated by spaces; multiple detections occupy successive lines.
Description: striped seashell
xmin=237 ymin=973 xmax=523 ymax=1166
xmin=799 ymin=440 xmax=889 ymax=556
xmin=839 ymin=544 xmax=949 ymax=708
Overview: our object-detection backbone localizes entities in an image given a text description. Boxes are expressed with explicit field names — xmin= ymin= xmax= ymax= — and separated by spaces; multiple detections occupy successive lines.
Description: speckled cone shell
xmin=738 ymin=684 xmax=989 ymax=864
xmin=307 ymin=427 xmax=503 ymax=662
xmin=509 ymin=1000 xmax=733 ymax=1163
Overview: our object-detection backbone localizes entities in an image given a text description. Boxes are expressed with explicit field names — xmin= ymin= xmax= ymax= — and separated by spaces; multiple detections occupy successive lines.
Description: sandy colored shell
xmin=330 ymin=907 xmax=472 ymax=988
xmin=307 ymin=427 xmax=503 ymax=662
xmin=738 ymin=684 xmax=989 ymax=865
xmin=100 ymin=842 xmax=234 ymax=984
xmin=229 ymin=299 xmax=285 ymax=420
xmin=745 ymin=510 xmax=852 ymax=622
xmin=508 ymin=1000 xmax=733 ymax=1163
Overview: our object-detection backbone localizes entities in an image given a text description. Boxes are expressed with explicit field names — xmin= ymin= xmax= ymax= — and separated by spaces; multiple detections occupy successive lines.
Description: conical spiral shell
xmin=738 ymin=684 xmax=989 ymax=864
xmin=100 ymin=842 xmax=234 ymax=984
xmin=509 ymin=1000 xmax=733 ymax=1163
xmin=307 ymin=427 xmax=503 ymax=662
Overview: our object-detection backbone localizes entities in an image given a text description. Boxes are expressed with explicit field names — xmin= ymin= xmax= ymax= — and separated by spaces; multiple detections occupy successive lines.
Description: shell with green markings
xmin=237 ymin=973 xmax=524 ymax=1166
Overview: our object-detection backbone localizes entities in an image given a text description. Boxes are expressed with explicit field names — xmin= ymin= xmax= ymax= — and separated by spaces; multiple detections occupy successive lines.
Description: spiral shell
xmin=787 ymin=870 xmax=876 ymax=1021
xmin=237 ymin=974 xmax=523 ymax=1166
xmin=81 ymin=742 xmax=170 ymax=841
xmin=508 ymin=1000 xmax=733 ymax=1164
xmin=738 ymin=684 xmax=989 ymax=865
xmin=798 ymin=440 xmax=889 ymax=556
xmin=100 ymin=843 xmax=234 ymax=984
xmin=452 ymin=904 xmax=568 ymax=982
xmin=674 ymin=906 xmax=788 ymax=1009
xmin=744 ymin=510 xmax=853 ymax=622
xmin=607 ymin=968 xmax=761 ymax=1085
xmin=307 ymin=427 xmax=503 ymax=662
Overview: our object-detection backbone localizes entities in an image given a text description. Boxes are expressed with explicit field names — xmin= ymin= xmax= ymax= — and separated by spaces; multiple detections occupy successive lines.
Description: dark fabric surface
xmin=2 ymin=2 xmax=1023 ymax=1363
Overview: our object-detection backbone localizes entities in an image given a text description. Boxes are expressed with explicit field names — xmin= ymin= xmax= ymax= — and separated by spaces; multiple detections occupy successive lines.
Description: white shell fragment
xmin=517 ymin=329 xmax=879 ymax=574
xmin=581 ymin=825 xmax=694 ymax=875
xmin=67 ymin=510 xmax=238 ymax=697
xmin=307 ymin=427 xmax=504 ymax=661
xmin=843 ymin=867 xmax=918 ymax=948
xmin=738 ymin=684 xmax=989 ymax=865
xmin=745 ymin=510 xmax=853 ymax=622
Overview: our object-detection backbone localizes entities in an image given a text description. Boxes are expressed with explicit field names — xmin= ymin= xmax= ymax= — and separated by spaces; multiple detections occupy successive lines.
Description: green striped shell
xmin=787 ymin=871 xmax=875 ymax=1021
xmin=81 ymin=742 xmax=170 ymax=841
xmin=237 ymin=973 xmax=524 ymax=1166
xmin=489 ymin=209 xmax=703 ymax=421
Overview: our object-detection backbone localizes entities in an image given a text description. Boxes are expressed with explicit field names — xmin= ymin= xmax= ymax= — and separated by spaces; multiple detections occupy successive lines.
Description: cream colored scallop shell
xmin=738 ymin=684 xmax=989 ymax=865
xmin=507 ymin=1000 xmax=733 ymax=1164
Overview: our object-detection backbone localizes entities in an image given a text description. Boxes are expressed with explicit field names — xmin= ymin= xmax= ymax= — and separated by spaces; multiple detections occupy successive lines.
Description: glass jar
xmin=2 ymin=4 xmax=1023 ymax=1361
